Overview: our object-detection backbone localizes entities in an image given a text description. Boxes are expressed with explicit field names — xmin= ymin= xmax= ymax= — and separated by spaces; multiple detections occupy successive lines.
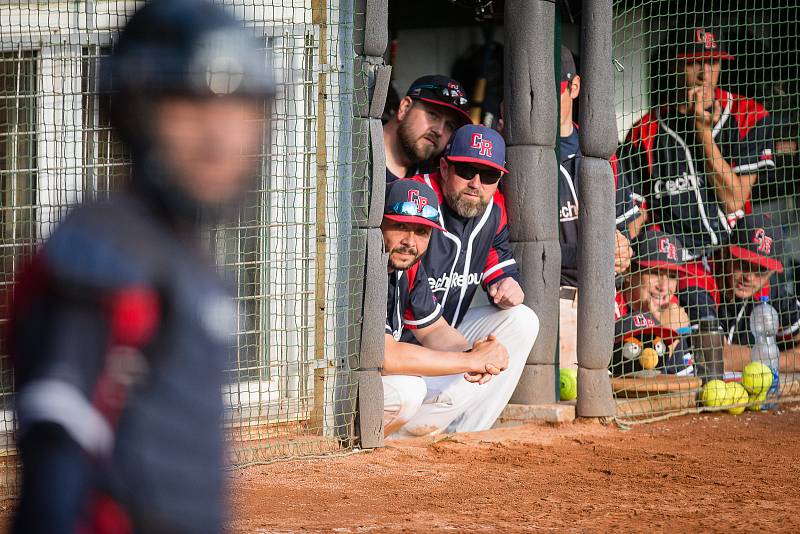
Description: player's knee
xmin=505 ymin=304 xmax=539 ymax=341
xmin=383 ymin=376 xmax=427 ymax=423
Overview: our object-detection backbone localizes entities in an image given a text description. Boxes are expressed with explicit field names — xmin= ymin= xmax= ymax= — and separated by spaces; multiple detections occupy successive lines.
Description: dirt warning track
xmin=229 ymin=406 xmax=800 ymax=533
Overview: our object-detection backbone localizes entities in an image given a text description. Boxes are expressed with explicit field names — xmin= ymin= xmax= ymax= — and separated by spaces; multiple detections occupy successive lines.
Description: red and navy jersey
xmin=402 ymin=172 xmax=520 ymax=333
xmin=559 ymin=129 xmax=641 ymax=287
xmin=385 ymin=261 xmax=442 ymax=341
xmin=679 ymin=259 xmax=800 ymax=347
xmin=619 ymin=89 xmax=774 ymax=256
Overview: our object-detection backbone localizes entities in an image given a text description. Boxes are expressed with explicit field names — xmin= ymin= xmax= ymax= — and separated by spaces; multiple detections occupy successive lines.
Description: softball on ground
xmin=741 ymin=362 xmax=773 ymax=395
xmin=559 ymin=368 xmax=577 ymax=401
xmin=726 ymin=382 xmax=749 ymax=415
xmin=700 ymin=379 xmax=727 ymax=407
xmin=747 ymin=391 xmax=768 ymax=411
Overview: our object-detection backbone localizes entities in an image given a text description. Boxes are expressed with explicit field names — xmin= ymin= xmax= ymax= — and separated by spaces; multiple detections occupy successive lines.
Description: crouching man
xmin=392 ymin=125 xmax=539 ymax=437
xmin=382 ymin=179 xmax=521 ymax=437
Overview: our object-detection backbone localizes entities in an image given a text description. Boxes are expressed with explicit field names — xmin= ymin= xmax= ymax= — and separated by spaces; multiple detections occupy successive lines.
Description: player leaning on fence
xmin=384 ymin=125 xmax=539 ymax=436
xmin=383 ymin=75 xmax=472 ymax=182
xmin=381 ymin=179 xmax=514 ymax=437
xmin=9 ymin=1 xmax=273 ymax=531
xmin=618 ymin=26 xmax=775 ymax=254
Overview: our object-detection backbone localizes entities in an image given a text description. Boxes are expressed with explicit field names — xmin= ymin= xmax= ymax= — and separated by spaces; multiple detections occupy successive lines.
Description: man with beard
xmin=394 ymin=125 xmax=539 ymax=437
xmin=381 ymin=179 xmax=511 ymax=438
xmin=686 ymin=214 xmax=800 ymax=373
xmin=383 ymin=75 xmax=473 ymax=182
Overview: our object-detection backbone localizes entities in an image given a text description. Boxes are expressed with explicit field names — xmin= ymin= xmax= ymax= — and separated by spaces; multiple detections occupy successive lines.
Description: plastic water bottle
xmin=750 ymin=295 xmax=780 ymax=409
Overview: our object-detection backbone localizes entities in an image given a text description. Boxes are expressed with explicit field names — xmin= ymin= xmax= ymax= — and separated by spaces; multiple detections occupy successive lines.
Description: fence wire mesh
xmin=0 ymin=0 xmax=365 ymax=495
xmin=612 ymin=0 xmax=800 ymax=422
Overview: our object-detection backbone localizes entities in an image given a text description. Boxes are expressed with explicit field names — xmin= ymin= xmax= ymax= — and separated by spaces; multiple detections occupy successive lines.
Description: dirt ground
xmin=229 ymin=406 xmax=800 ymax=533
xmin=1 ymin=407 xmax=798 ymax=532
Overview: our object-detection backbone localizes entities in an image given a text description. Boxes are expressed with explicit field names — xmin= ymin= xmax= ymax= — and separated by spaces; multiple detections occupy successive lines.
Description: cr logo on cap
xmin=658 ymin=237 xmax=678 ymax=261
xmin=633 ymin=314 xmax=655 ymax=328
xmin=753 ymin=228 xmax=773 ymax=254
xmin=407 ymin=189 xmax=428 ymax=213
xmin=694 ymin=28 xmax=717 ymax=50
xmin=470 ymin=133 xmax=493 ymax=157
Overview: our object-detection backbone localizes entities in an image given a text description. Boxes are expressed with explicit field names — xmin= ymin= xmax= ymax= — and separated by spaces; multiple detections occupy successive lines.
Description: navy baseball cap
xmin=728 ymin=213 xmax=783 ymax=273
xmin=674 ymin=27 xmax=734 ymax=61
xmin=406 ymin=75 xmax=472 ymax=126
xmin=383 ymin=179 xmax=444 ymax=231
xmin=560 ymin=45 xmax=577 ymax=94
xmin=632 ymin=230 xmax=690 ymax=275
xmin=444 ymin=124 xmax=509 ymax=174
xmin=615 ymin=312 xmax=678 ymax=346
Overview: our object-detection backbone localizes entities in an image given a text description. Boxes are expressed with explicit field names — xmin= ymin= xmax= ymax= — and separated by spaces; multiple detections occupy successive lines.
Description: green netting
xmin=611 ymin=1 xmax=800 ymax=422
xmin=0 ymin=0 xmax=368 ymax=496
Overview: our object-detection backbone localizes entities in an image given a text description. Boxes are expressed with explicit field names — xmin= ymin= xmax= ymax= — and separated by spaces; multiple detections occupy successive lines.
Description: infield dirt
xmin=229 ymin=405 xmax=800 ymax=533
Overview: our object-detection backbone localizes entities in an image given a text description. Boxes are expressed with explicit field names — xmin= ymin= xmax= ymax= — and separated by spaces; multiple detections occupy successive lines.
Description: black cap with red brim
xmin=727 ymin=213 xmax=784 ymax=273
xmin=406 ymin=75 xmax=472 ymax=126
xmin=675 ymin=27 xmax=735 ymax=61
xmin=632 ymin=229 xmax=690 ymax=275
xmin=383 ymin=179 xmax=444 ymax=231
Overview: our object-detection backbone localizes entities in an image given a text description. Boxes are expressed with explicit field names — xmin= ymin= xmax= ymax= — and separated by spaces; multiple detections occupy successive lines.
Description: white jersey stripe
xmin=484 ymin=259 xmax=516 ymax=280
xmin=404 ymin=302 xmax=442 ymax=326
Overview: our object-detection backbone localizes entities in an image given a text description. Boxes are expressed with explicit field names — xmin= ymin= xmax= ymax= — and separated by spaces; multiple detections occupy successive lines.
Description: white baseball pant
xmin=382 ymin=303 xmax=539 ymax=439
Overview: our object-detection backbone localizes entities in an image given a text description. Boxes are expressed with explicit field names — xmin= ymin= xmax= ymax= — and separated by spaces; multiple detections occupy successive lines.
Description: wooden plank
xmin=616 ymin=391 xmax=698 ymax=418
xmin=612 ymin=375 xmax=702 ymax=398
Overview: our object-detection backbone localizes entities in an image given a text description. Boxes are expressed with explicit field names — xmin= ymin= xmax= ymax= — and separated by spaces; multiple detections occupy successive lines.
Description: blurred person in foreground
xmin=381 ymin=179 xmax=510 ymax=437
xmin=10 ymin=1 xmax=273 ymax=532
xmin=383 ymin=75 xmax=473 ymax=182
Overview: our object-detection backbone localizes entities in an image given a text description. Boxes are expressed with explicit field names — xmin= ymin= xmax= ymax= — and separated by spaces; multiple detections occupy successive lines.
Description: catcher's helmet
xmin=101 ymin=0 xmax=274 ymax=149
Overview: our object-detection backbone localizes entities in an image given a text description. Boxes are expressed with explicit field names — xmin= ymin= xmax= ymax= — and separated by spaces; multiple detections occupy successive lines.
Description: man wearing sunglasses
xmin=381 ymin=179 xmax=512 ymax=438
xmin=392 ymin=124 xmax=539 ymax=436
xmin=383 ymin=75 xmax=473 ymax=183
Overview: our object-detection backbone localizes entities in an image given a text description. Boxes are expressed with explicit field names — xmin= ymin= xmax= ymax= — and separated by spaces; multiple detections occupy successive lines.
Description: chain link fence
xmin=0 ymin=0 xmax=366 ymax=495
xmin=612 ymin=0 xmax=800 ymax=421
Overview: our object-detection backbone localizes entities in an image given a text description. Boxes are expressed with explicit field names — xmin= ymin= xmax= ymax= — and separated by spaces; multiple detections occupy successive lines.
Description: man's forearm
xmin=698 ymin=129 xmax=755 ymax=213
xmin=412 ymin=317 xmax=470 ymax=352
xmin=383 ymin=334 xmax=478 ymax=376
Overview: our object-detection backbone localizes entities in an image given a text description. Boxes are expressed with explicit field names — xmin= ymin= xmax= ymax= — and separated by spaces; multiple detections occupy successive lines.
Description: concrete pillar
xmin=576 ymin=0 xmax=616 ymax=417
xmin=504 ymin=0 xmax=560 ymax=405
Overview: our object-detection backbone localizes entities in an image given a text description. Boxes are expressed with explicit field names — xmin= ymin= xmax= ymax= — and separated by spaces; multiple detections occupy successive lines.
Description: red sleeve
xmin=482 ymin=192 xmax=520 ymax=288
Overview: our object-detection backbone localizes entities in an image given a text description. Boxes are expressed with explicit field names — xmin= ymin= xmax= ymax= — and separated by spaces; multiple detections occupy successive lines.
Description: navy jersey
xmin=11 ymin=194 xmax=231 ymax=532
xmin=717 ymin=279 xmax=800 ymax=348
xmin=559 ymin=129 xmax=640 ymax=287
xmin=679 ymin=259 xmax=800 ymax=347
xmin=400 ymin=172 xmax=520 ymax=336
xmin=619 ymin=88 xmax=774 ymax=256
xmin=385 ymin=261 xmax=442 ymax=340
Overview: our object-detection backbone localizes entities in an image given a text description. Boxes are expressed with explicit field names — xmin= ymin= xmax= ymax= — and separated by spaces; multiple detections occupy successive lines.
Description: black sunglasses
xmin=449 ymin=161 xmax=504 ymax=184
